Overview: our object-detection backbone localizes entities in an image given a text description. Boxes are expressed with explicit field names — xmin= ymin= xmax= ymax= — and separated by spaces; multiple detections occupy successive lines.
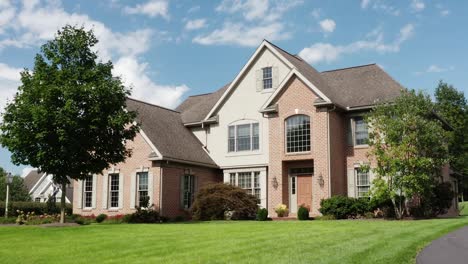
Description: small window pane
xmin=354 ymin=117 xmax=369 ymax=145
xmin=252 ymin=123 xmax=259 ymax=150
xmin=228 ymin=126 xmax=235 ymax=152
xmin=236 ymin=124 xmax=251 ymax=151
xmin=109 ymin=174 xmax=119 ymax=208
xmin=229 ymin=173 xmax=236 ymax=185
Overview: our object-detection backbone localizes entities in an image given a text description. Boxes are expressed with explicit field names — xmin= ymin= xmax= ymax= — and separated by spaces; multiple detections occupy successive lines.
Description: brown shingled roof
xmin=23 ymin=169 xmax=45 ymax=191
xmin=126 ymin=98 xmax=217 ymax=167
xmin=320 ymin=64 xmax=404 ymax=108
xmin=175 ymin=83 xmax=230 ymax=124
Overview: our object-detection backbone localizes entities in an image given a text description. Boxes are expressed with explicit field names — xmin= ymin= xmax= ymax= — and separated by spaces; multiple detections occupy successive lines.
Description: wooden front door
xmin=297 ymin=175 xmax=313 ymax=210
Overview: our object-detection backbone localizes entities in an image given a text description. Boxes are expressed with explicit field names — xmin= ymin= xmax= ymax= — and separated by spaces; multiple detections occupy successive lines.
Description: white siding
xmin=205 ymin=48 xmax=291 ymax=168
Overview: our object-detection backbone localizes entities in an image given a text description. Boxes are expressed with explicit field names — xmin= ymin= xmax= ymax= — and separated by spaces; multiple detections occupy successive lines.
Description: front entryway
xmin=289 ymin=174 xmax=313 ymax=214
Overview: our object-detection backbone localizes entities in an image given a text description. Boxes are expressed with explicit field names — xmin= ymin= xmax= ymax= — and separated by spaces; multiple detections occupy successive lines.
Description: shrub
xmin=319 ymin=196 xmax=355 ymax=219
xmin=410 ymin=182 xmax=455 ymax=218
xmin=0 ymin=201 xmax=72 ymax=217
xmin=297 ymin=205 xmax=309 ymax=220
xmin=96 ymin=214 xmax=108 ymax=223
xmin=320 ymin=196 xmax=372 ymax=219
xmin=191 ymin=183 xmax=258 ymax=221
xmin=75 ymin=217 xmax=91 ymax=225
xmin=125 ymin=197 xmax=160 ymax=223
xmin=274 ymin=204 xmax=288 ymax=217
xmin=256 ymin=208 xmax=268 ymax=221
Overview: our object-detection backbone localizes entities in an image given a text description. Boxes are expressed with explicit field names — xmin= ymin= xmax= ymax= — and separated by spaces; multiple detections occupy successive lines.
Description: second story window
xmin=228 ymin=123 xmax=260 ymax=152
xmin=354 ymin=117 xmax=369 ymax=145
xmin=262 ymin=67 xmax=272 ymax=89
xmin=286 ymin=115 xmax=311 ymax=153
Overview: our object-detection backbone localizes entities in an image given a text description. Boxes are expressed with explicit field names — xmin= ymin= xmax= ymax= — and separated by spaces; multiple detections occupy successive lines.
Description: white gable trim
xmin=29 ymin=172 xmax=48 ymax=195
xmin=261 ymin=69 xmax=333 ymax=110
xmin=203 ymin=40 xmax=295 ymax=121
xmin=139 ymin=129 xmax=163 ymax=159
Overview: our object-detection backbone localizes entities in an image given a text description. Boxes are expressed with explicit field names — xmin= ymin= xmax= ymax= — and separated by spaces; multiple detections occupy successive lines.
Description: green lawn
xmin=460 ymin=202 xmax=468 ymax=216
xmin=1 ymin=217 xmax=467 ymax=264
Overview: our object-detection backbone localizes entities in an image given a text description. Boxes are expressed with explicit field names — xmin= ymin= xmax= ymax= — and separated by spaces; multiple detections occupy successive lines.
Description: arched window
xmin=285 ymin=115 xmax=311 ymax=153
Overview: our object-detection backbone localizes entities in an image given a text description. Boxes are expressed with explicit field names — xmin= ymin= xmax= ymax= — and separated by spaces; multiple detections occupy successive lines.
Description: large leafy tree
xmin=0 ymin=26 xmax=138 ymax=223
xmin=0 ymin=167 xmax=30 ymax=202
xmin=367 ymin=90 xmax=449 ymax=219
xmin=434 ymin=81 xmax=468 ymax=201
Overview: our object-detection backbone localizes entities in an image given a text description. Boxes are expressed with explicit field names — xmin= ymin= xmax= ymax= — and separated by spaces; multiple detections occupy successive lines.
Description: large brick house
xmin=73 ymin=40 xmax=458 ymax=217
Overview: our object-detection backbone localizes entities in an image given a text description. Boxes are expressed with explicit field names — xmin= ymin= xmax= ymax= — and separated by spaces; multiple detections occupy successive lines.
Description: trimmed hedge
xmin=297 ymin=205 xmax=309 ymax=220
xmin=0 ymin=201 xmax=72 ymax=217
xmin=319 ymin=196 xmax=371 ymax=219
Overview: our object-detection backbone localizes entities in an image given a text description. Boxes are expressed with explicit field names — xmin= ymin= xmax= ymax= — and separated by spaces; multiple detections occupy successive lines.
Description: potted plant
xmin=275 ymin=204 xmax=288 ymax=217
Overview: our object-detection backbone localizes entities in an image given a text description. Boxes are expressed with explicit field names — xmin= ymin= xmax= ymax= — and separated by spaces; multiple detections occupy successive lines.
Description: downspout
xmin=327 ymin=105 xmax=336 ymax=198
xmin=159 ymin=166 xmax=163 ymax=216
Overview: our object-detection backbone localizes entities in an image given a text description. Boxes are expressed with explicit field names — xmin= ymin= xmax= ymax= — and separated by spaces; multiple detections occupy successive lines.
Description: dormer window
xmin=262 ymin=67 xmax=272 ymax=89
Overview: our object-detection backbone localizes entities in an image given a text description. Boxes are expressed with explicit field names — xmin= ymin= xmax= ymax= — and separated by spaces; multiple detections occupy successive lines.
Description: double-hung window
xmin=137 ymin=172 xmax=149 ymax=206
xmin=355 ymin=169 xmax=370 ymax=198
xmin=83 ymin=175 xmax=93 ymax=208
xmin=181 ymin=175 xmax=195 ymax=209
xmin=263 ymin=67 xmax=272 ymax=89
xmin=229 ymin=172 xmax=261 ymax=200
xmin=354 ymin=117 xmax=369 ymax=145
xmin=286 ymin=115 xmax=311 ymax=153
xmin=228 ymin=123 xmax=259 ymax=152
xmin=109 ymin=173 xmax=119 ymax=208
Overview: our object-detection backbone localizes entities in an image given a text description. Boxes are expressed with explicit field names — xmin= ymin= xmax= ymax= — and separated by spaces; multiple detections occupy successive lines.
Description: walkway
xmin=416 ymin=226 xmax=468 ymax=264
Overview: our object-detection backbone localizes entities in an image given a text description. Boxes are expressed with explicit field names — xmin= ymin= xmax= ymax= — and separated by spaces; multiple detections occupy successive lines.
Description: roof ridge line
xmin=264 ymin=39 xmax=303 ymax=62
xmin=188 ymin=92 xmax=214 ymax=97
xmin=321 ymin=63 xmax=377 ymax=73
xmin=127 ymin=97 xmax=180 ymax=113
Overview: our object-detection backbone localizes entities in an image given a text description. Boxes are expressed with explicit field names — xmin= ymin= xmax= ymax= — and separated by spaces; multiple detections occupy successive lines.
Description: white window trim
xmin=262 ymin=67 xmax=273 ymax=90
xmin=82 ymin=175 xmax=95 ymax=209
xmin=354 ymin=165 xmax=371 ymax=198
xmin=227 ymin=121 xmax=260 ymax=153
xmin=108 ymin=173 xmax=121 ymax=209
xmin=349 ymin=116 xmax=370 ymax=148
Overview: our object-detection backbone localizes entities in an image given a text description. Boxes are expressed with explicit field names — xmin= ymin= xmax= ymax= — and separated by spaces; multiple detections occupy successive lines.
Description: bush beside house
xmin=191 ymin=183 xmax=258 ymax=221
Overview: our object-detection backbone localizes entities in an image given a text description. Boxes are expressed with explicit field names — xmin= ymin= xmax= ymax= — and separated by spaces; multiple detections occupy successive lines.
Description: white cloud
xmin=426 ymin=65 xmax=454 ymax=73
xmin=361 ymin=0 xmax=371 ymax=9
xmin=299 ymin=24 xmax=415 ymax=64
xmin=187 ymin=5 xmax=200 ymax=13
xmin=440 ymin=9 xmax=450 ymax=16
xmin=196 ymin=0 xmax=302 ymax=46
xmin=319 ymin=19 xmax=336 ymax=33
xmin=123 ymin=0 xmax=169 ymax=19
xmin=113 ymin=56 xmax=189 ymax=108
xmin=311 ymin=8 xmax=321 ymax=19
xmin=361 ymin=0 xmax=400 ymax=16
xmin=0 ymin=0 xmax=15 ymax=34
xmin=193 ymin=22 xmax=289 ymax=47
xmin=0 ymin=63 xmax=22 ymax=112
xmin=185 ymin=19 xmax=207 ymax=31
xmin=411 ymin=0 xmax=425 ymax=12
xmin=0 ymin=0 xmax=188 ymax=109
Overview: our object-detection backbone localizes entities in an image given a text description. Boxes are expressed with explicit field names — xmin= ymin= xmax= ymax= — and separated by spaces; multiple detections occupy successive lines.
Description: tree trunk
xmin=392 ymin=198 xmax=404 ymax=220
xmin=60 ymin=182 xmax=66 ymax=224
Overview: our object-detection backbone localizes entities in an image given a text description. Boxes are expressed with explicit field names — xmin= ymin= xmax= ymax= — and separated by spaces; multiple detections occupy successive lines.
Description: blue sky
xmin=0 ymin=0 xmax=466 ymax=175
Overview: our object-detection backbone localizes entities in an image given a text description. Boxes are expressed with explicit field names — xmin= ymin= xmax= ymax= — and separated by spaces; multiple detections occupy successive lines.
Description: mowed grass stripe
xmin=1 ymin=217 xmax=467 ymax=264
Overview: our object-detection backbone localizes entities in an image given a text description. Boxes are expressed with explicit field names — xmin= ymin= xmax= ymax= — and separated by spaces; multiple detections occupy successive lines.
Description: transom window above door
xmin=228 ymin=122 xmax=259 ymax=152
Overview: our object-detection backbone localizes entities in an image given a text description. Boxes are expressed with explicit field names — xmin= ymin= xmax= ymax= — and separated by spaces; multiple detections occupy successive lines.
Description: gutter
xmin=149 ymin=156 xmax=219 ymax=169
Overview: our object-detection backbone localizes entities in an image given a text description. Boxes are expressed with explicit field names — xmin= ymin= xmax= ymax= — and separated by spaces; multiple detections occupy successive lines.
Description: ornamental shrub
xmin=191 ymin=183 xmax=258 ymax=221
xmin=297 ymin=205 xmax=309 ymax=220
xmin=256 ymin=208 xmax=268 ymax=221
xmin=96 ymin=214 xmax=108 ymax=223
xmin=274 ymin=204 xmax=288 ymax=217
xmin=125 ymin=196 xmax=160 ymax=223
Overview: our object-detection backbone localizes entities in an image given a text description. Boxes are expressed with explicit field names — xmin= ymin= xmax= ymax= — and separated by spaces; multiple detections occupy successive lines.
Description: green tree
xmin=434 ymin=81 xmax=468 ymax=201
xmin=0 ymin=26 xmax=138 ymax=223
xmin=0 ymin=167 xmax=31 ymax=202
xmin=367 ymin=90 xmax=449 ymax=219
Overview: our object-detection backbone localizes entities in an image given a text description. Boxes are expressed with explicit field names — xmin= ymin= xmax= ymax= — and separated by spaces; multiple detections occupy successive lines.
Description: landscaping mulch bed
xmin=40 ymin=223 xmax=80 ymax=228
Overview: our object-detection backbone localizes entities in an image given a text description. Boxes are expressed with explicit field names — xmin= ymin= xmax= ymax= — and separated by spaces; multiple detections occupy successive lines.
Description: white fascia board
xmin=261 ymin=69 xmax=333 ymax=110
xmin=29 ymin=172 xmax=48 ymax=195
xmin=139 ymin=129 xmax=163 ymax=159
xmin=203 ymin=40 xmax=294 ymax=121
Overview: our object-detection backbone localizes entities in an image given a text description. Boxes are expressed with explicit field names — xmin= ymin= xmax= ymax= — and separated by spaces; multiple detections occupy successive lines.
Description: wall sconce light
xmin=317 ymin=173 xmax=325 ymax=187
xmin=272 ymin=176 xmax=279 ymax=190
